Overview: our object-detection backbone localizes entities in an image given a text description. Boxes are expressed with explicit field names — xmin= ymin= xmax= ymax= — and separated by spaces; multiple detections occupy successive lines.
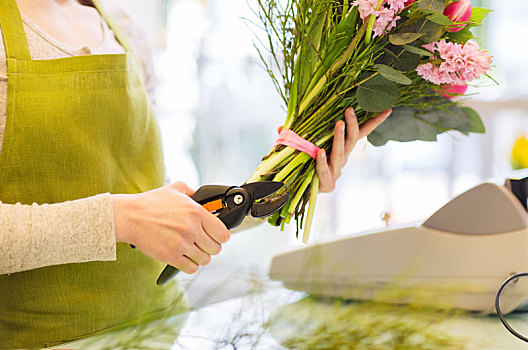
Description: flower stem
xmin=297 ymin=75 xmax=327 ymax=118
xmin=365 ymin=0 xmax=384 ymax=44
xmin=273 ymin=152 xmax=310 ymax=182
xmin=303 ymin=175 xmax=320 ymax=243
xmin=288 ymin=168 xmax=315 ymax=216
xmin=247 ymin=146 xmax=295 ymax=183
xmin=291 ymin=22 xmax=369 ymax=129
xmin=315 ymin=133 xmax=333 ymax=147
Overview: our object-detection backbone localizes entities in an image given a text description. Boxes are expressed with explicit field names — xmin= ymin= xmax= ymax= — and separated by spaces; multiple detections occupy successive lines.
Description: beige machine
xmin=269 ymin=179 xmax=528 ymax=315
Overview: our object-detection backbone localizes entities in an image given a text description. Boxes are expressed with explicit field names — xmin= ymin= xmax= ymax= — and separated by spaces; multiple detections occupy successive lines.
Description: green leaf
xmin=286 ymin=77 xmax=298 ymax=118
xmin=367 ymin=104 xmax=486 ymax=146
xmin=389 ymin=32 xmax=424 ymax=45
xmin=367 ymin=106 xmax=440 ymax=146
xmin=402 ymin=44 xmax=433 ymax=57
xmin=299 ymin=9 xmax=327 ymax=95
xmin=373 ymin=64 xmax=412 ymax=85
xmin=380 ymin=45 xmax=420 ymax=72
xmin=416 ymin=105 xmax=472 ymax=133
xmin=357 ymin=75 xmax=399 ymax=113
xmin=381 ymin=47 xmax=402 ymax=64
xmin=462 ymin=107 xmax=486 ymax=133
xmin=426 ymin=13 xmax=453 ymax=26
xmin=417 ymin=0 xmax=445 ymax=12
xmin=470 ymin=7 xmax=492 ymax=27
xmin=394 ymin=50 xmax=420 ymax=72
xmin=420 ymin=20 xmax=443 ymax=43
xmin=447 ymin=27 xmax=474 ymax=44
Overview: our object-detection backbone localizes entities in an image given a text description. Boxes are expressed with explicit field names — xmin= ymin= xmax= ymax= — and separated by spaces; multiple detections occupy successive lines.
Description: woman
xmin=0 ymin=0 xmax=390 ymax=347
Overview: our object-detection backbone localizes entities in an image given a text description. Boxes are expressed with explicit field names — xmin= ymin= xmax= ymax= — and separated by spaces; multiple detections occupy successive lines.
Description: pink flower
xmin=422 ymin=42 xmax=436 ymax=52
xmin=441 ymin=84 xmax=468 ymax=98
xmin=352 ymin=0 xmax=405 ymax=37
xmin=417 ymin=39 xmax=492 ymax=85
xmin=352 ymin=0 xmax=380 ymax=19
xmin=444 ymin=0 xmax=472 ymax=33
xmin=386 ymin=0 xmax=406 ymax=12
xmin=373 ymin=7 xmax=400 ymax=37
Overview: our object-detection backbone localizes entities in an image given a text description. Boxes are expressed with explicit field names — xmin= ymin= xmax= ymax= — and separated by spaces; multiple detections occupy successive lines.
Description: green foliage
xmin=357 ymin=74 xmax=399 ymax=112
xmin=462 ymin=106 xmax=486 ymax=133
xmin=389 ymin=32 xmax=424 ymax=45
xmin=417 ymin=105 xmax=472 ymax=133
xmin=427 ymin=13 xmax=453 ymax=26
xmin=470 ymin=7 xmax=492 ymax=27
xmin=418 ymin=19 xmax=444 ymax=43
xmin=426 ymin=12 xmax=454 ymax=26
xmin=417 ymin=0 xmax=446 ymax=12
xmin=368 ymin=103 xmax=486 ymax=146
xmin=402 ymin=44 xmax=433 ymax=57
xmin=368 ymin=106 xmax=440 ymax=146
xmin=394 ymin=50 xmax=421 ymax=72
xmin=447 ymin=27 xmax=475 ymax=44
xmin=374 ymin=64 xmax=413 ymax=85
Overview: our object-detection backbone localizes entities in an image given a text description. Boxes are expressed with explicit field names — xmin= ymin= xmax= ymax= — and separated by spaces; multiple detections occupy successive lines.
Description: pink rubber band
xmin=274 ymin=129 xmax=321 ymax=159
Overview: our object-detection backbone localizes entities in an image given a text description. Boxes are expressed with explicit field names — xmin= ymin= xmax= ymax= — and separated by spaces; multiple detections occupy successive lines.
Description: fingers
xmin=173 ymin=255 xmax=199 ymax=274
xmin=344 ymin=108 xmax=360 ymax=155
xmin=316 ymin=107 xmax=390 ymax=195
xmin=329 ymin=120 xmax=346 ymax=177
xmin=359 ymin=109 xmax=392 ymax=139
xmin=195 ymin=232 xmax=222 ymax=255
xmin=316 ymin=149 xmax=334 ymax=193
xmin=201 ymin=210 xmax=231 ymax=245
xmin=185 ymin=244 xmax=212 ymax=267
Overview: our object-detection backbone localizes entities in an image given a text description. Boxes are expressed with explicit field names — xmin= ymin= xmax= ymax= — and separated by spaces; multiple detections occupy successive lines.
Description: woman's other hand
xmin=112 ymin=182 xmax=230 ymax=274
xmin=316 ymin=108 xmax=392 ymax=193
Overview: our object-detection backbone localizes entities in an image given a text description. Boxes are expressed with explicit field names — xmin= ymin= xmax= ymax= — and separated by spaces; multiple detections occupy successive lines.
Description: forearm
xmin=0 ymin=194 xmax=116 ymax=275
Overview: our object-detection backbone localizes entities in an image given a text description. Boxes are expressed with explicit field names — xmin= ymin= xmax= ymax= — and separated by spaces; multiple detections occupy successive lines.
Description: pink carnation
xmin=352 ymin=0 xmax=405 ymax=37
xmin=416 ymin=39 xmax=493 ymax=85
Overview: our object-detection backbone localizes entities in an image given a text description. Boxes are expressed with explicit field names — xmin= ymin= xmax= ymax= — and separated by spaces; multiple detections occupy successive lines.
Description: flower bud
xmin=441 ymin=84 xmax=468 ymax=98
xmin=403 ymin=0 xmax=416 ymax=7
xmin=444 ymin=0 xmax=472 ymax=33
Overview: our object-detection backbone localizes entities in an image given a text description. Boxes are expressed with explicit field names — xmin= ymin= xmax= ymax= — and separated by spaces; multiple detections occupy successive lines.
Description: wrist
xmin=112 ymin=194 xmax=137 ymax=244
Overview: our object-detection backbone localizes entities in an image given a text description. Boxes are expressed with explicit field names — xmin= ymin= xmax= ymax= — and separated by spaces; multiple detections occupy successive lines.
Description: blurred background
xmin=111 ymin=0 xmax=527 ymax=306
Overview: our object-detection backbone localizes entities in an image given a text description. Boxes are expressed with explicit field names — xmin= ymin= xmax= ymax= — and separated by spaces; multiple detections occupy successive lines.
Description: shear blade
xmin=250 ymin=194 xmax=289 ymax=218
xmin=242 ymin=181 xmax=284 ymax=200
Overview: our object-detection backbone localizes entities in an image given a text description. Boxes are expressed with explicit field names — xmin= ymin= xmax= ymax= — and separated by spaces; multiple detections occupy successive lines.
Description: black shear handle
xmin=156 ymin=187 xmax=250 ymax=286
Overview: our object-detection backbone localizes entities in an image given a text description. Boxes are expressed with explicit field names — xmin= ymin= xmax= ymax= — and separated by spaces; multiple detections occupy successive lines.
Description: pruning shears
xmin=156 ymin=181 xmax=289 ymax=286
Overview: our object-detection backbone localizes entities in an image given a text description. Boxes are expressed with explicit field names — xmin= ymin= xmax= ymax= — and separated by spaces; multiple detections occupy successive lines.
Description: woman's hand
xmin=112 ymin=182 xmax=231 ymax=274
xmin=316 ymin=108 xmax=392 ymax=193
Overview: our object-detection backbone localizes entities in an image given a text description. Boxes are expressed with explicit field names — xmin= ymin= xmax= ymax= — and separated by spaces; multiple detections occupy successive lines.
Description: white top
xmin=0 ymin=2 xmax=157 ymax=274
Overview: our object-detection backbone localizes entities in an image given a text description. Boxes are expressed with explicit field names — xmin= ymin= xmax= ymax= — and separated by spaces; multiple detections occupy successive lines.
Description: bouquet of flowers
xmin=247 ymin=0 xmax=492 ymax=242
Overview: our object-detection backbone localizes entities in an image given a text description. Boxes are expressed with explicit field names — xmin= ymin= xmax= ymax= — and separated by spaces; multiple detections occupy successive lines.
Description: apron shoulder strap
xmin=0 ymin=0 xmax=32 ymax=60
xmin=91 ymin=0 xmax=136 ymax=55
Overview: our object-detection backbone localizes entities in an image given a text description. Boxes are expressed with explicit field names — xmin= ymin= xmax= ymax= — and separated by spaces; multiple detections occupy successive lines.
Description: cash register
xmin=270 ymin=178 xmax=528 ymax=315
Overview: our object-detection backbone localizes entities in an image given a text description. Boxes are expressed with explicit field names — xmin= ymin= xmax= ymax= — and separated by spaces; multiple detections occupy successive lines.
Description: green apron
xmin=0 ymin=1 xmax=187 ymax=348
